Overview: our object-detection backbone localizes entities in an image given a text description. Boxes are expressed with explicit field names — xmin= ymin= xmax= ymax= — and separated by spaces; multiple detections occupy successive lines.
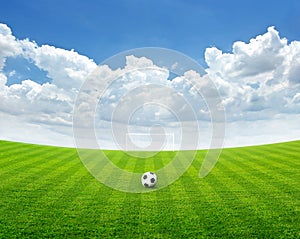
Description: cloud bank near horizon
xmin=0 ymin=23 xmax=300 ymax=149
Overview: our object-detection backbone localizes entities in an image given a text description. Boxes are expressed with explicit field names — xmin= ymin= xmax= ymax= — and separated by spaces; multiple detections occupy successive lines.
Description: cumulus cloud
xmin=205 ymin=26 xmax=300 ymax=121
xmin=0 ymin=23 xmax=97 ymax=130
xmin=0 ymin=23 xmax=300 ymax=148
xmin=24 ymin=44 xmax=97 ymax=89
xmin=0 ymin=24 xmax=22 ymax=69
xmin=206 ymin=27 xmax=287 ymax=79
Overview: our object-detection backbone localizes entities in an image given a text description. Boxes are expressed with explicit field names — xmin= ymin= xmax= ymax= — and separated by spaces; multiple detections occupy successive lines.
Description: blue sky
xmin=1 ymin=0 xmax=299 ymax=64
xmin=0 ymin=0 xmax=300 ymax=149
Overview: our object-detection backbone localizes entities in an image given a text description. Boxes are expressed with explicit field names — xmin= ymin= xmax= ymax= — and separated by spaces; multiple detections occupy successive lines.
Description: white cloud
xmin=206 ymin=27 xmax=287 ymax=80
xmin=0 ymin=112 xmax=73 ymax=147
xmin=25 ymin=44 xmax=97 ymax=89
xmin=0 ymin=23 xmax=299 ymax=149
xmin=224 ymin=115 xmax=300 ymax=148
xmin=205 ymin=26 xmax=300 ymax=121
xmin=0 ymin=23 xmax=97 ymax=131
xmin=0 ymin=23 xmax=22 ymax=69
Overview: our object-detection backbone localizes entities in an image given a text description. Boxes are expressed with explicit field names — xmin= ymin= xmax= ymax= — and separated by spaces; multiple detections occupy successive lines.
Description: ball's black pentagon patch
xmin=150 ymin=172 xmax=154 ymax=175
xmin=150 ymin=178 xmax=155 ymax=183
xmin=144 ymin=183 xmax=149 ymax=188
xmin=143 ymin=175 xmax=147 ymax=180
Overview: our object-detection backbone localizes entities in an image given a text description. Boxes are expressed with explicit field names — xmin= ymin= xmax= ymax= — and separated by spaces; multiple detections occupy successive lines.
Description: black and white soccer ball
xmin=141 ymin=172 xmax=157 ymax=188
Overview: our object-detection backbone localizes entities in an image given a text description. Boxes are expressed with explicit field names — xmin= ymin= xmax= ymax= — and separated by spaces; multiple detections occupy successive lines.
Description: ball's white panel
xmin=141 ymin=172 xmax=157 ymax=188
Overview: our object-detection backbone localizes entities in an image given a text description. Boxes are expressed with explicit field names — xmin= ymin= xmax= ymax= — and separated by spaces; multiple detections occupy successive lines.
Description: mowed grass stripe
xmin=193 ymin=150 xmax=298 ymax=238
xmin=48 ymin=172 xmax=119 ymax=238
xmin=273 ymin=140 xmax=300 ymax=150
xmin=246 ymin=142 xmax=300 ymax=165
xmin=101 ymin=150 xmax=134 ymax=189
xmin=36 ymin=152 xmax=83 ymax=191
xmin=149 ymin=152 xmax=202 ymax=237
xmin=0 ymin=143 xmax=46 ymax=169
xmin=135 ymin=152 xmax=183 ymax=237
xmin=0 ymin=140 xmax=37 ymax=156
xmin=204 ymin=146 xmax=299 ymax=237
xmin=206 ymin=172 xmax=288 ymax=238
xmin=172 ymin=160 xmax=240 ymax=238
xmin=38 ymin=158 xmax=95 ymax=208
xmin=222 ymin=146 xmax=298 ymax=185
xmin=248 ymin=145 xmax=300 ymax=169
xmin=3 ymin=151 xmax=78 ymax=225
xmin=0 ymin=140 xmax=40 ymax=152
xmin=1 ymin=161 xmax=97 ymax=237
xmin=218 ymin=151 xmax=299 ymax=225
xmin=0 ymin=146 xmax=64 ymax=182
xmin=221 ymin=148 xmax=300 ymax=192
xmin=214 ymin=161 xmax=300 ymax=237
xmin=0 ymin=154 xmax=94 ymax=237
xmin=219 ymin=153 xmax=297 ymax=203
xmin=108 ymin=150 xmax=174 ymax=173
xmin=2 ymin=146 xmax=75 ymax=173
xmin=107 ymin=160 xmax=144 ymax=237
xmin=167 ymin=179 xmax=206 ymax=237
xmin=0 ymin=140 xmax=299 ymax=238
xmin=76 ymin=149 xmax=130 ymax=187
xmin=139 ymin=185 xmax=175 ymax=237
xmin=190 ymin=150 xmax=207 ymax=173
xmin=0 ymin=149 xmax=77 ymax=190
xmin=1 ymin=151 xmax=79 ymax=207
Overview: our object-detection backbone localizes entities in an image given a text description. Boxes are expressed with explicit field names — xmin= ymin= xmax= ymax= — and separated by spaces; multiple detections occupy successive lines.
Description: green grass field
xmin=0 ymin=140 xmax=299 ymax=238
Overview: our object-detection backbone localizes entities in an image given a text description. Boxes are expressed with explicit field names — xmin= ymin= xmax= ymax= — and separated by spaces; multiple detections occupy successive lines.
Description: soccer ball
xmin=141 ymin=172 xmax=157 ymax=188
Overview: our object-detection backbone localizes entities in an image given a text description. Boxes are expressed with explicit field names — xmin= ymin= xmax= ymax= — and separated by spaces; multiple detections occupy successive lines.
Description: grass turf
xmin=0 ymin=140 xmax=299 ymax=238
